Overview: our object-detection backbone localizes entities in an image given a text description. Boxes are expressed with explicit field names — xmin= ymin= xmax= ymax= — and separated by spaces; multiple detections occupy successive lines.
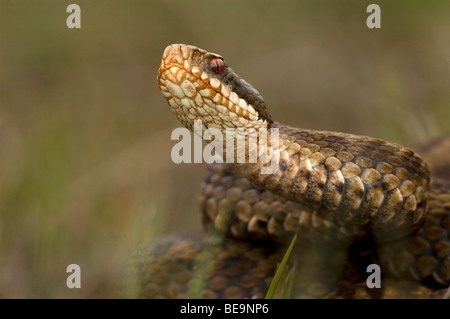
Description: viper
xmin=133 ymin=44 xmax=450 ymax=298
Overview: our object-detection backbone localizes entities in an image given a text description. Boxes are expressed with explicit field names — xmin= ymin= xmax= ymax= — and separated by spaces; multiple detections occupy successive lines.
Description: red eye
xmin=210 ymin=57 xmax=225 ymax=74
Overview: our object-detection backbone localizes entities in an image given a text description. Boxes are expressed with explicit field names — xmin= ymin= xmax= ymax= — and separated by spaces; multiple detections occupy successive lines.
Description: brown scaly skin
xmin=157 ymin=44 xmax=429 ymax=243
xmin=133 ymin=44 xmax=450 ymax=298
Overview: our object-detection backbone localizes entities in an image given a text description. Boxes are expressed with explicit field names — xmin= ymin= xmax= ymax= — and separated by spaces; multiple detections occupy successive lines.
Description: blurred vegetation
xmin=0 ymin=0 xmax=449 ymax=298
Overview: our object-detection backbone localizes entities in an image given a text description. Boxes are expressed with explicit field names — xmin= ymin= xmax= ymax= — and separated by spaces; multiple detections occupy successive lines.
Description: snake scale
xmin=133 ymin=44 xmax=450 ymax=298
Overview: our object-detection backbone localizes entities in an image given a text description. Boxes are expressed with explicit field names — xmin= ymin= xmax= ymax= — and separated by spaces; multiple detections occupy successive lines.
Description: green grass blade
xmin=281 ymin=260 xmax=297 ymax=299
xmin=265 ymin=232 xmax=297 ymax=299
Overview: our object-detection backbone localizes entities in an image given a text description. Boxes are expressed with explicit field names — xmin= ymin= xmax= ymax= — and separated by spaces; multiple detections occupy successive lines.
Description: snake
xmin=133 ymin=44 xmax=450 ymax=298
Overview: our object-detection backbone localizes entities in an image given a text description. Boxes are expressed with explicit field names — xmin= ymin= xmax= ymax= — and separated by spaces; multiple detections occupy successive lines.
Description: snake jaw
xmin=157 ymin=44 xmax=272 ymax=134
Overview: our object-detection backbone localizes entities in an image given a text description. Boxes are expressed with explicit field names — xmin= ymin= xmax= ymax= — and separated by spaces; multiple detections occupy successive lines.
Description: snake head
xmin=157 ymin=44 xmax=272 ymax=134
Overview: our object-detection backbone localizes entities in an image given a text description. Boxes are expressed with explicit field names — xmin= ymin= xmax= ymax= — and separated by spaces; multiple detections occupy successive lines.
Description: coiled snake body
xmin=134 ymin=44 xmax=450 ymax=298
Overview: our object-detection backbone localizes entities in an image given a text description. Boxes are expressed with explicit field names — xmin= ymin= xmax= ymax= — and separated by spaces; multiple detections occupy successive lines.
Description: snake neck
xmin=158 ymin=44 xmax=430 ymax=243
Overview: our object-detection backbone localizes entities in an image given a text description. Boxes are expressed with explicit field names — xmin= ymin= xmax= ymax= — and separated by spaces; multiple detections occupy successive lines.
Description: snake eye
xmin=210 ymin=57 xmax=225 ymax=74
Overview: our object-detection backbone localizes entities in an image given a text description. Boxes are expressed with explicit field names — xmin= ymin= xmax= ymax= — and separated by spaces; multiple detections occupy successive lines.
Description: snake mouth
xmin=157 ymin=44 xmax=272 ymax=133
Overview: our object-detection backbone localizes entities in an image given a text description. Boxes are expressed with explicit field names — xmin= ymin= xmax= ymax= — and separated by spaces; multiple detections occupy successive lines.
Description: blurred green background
xmin=0 ymin=0 xmax=449 ymax=298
